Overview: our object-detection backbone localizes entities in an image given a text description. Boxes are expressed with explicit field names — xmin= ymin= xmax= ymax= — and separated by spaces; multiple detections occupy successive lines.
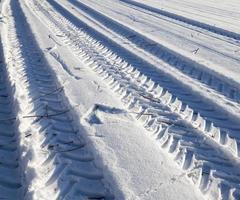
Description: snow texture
xmin=0 ymin=0 xmax=240 ymax=199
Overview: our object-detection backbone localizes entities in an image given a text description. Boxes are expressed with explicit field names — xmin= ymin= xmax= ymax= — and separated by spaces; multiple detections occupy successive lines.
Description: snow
xmin=133 ymin=0 xmax=240 ymax=34
xmin=0 ymin=0 xmax=240 ymax=199
xmin=74 ymin=0 xmax=240 ymax=88
xmin=21 ymin=4 xmax=203 ymax=198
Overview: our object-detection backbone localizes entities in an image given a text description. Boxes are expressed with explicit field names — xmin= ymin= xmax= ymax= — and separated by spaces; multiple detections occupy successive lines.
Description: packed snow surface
xmin=0 ymin=0 xmax=240 ymax=199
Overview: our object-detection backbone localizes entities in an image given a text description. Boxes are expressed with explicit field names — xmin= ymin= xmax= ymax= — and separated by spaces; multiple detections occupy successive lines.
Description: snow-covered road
xmin=0 ymin=0 xmax=240 ymax=199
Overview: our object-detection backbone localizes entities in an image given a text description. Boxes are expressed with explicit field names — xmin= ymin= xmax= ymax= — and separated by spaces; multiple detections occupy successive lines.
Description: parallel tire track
xmin=29 ymin=0 xmax=240 ymax=199
xmin=120 ymin=0 xmax=240 ymax=42
xmin=0 ymin=40 xmax=23 ymax=198
xmin=45 ymin=0 xmax=240 ymax=160
xmin=4 ymin=0 xmax=114 ymax=199
xmin=67 ymin=0 xmax=240 ymax=104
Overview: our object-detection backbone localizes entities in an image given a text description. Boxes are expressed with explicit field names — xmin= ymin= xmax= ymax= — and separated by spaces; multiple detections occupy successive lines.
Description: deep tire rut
xmin=2 ymin=0 xmax=114 ymax=199
xmin=0 ymin=40 xmax=23 ymax=199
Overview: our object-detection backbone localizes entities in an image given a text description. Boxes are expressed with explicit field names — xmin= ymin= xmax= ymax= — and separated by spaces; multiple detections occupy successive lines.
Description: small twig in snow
xmin=22 ymin=109 xmax=70 ymax=119
xmin=129 ymin=111 xmax=186 ymax=127
xmin=43 ymin=144 xmax=85 ymax=154
xmin=139 ymin=93 xmax=161 ymax=104
xmin=192 ymin=48 xmax=199 ymax=54
xmin=32 ymin=86 xmax=64 ymax=101
xmin=48 ymin=34 xmax=62 ymax=46
xmin=127 ymin=34 xmax=137 ymax=39
xmin=25 ymin=133 xmax=32 ymax=138
xmin=56 ymin=34 xmax=64 ymax=38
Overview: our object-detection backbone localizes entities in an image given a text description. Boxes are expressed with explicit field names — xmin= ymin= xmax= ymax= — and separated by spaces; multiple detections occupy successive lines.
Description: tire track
xmin=82 ymin=0 xmax=240 ymax=54
xmin=67 ymin=0 xmax=240 ymax=105
xmin=29 ymin=0 xmax=240 ymax=199
xmin=120 ymin=0 xmax=240 ymax=42
xmin=0 ymin=39 xmax=23 ymax=199
xmin=72 ymin=0 xmax=240 ymax=56
xmin=43 ymin=0 xmax=240 ymax=160
xmin=3 ymin=0 xmax=114 ymax=199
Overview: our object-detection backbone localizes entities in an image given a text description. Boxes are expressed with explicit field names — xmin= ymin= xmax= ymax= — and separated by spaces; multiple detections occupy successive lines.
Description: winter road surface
xmin=0 ymin=0 xmax=240 ymax=199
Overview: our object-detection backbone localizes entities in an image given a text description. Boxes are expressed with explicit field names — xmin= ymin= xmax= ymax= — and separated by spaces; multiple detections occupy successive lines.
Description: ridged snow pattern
xmin=28 ymin=0 xmax=240 ymax=199
xmin=0 ymin=41 xmax=23 ymax=199
xmin=5 ymin=0 xmax=114 ymax=199
xmin=68 ymin=0 xmax=240 ymax=104
xmin=40 ymin=0 xmax=240 ymax=164
xmin=32 ymin=0 xmax=240 ymax=160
